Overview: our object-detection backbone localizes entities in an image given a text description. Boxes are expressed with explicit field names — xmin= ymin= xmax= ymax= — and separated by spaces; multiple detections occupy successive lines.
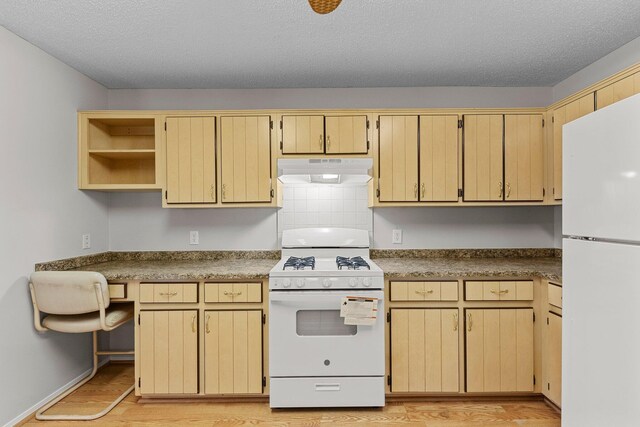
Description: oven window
xmin=296 ymin=310 xmax=357 ymax=336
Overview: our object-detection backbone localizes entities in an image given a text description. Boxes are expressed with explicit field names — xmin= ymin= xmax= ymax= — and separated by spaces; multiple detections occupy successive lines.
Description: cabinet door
xmin=463 ymin=115 xmax=504 ymax=201
xmin=391 ymin=309 xmax=459 ymax=392
xmin=166 ymin=117 xmax=216 ymax=203
xmin=504 ymin=115 xmax=544 ymax=201
xmin=552 ymin=93 xmax=595 ymax=200
xmin=546 ymin=312 xmax=562 ymax=406
xmin=325 ymin=115 xmax=368 ymax=154
xmin=378 ymin=116 xmax=419 ymax=202
xmin=596 ymin=71 xmax=640 ymax=109
xmin=419 ymin=115 xmax=459 ymax=201
xmin=466 ymin=309 xmax=533 ymax=392
xmin=220 ymin=116 xmax=272 ymax=203
xmin=282 ymin=115 xmax=324 ymax=154
xmin=139 ymin=310 xmax=198 ymax=394
xmin=204 ymin=310 xmax=263 ymax=394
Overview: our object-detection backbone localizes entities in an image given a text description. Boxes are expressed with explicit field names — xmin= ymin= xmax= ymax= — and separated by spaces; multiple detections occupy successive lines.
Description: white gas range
xmin=269 ymin=228 xmax=385 ymax=408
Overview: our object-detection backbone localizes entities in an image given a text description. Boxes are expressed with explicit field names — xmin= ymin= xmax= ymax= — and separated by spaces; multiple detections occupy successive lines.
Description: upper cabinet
xmin=596 ymin=71 xmax=640 ymax=109
xmin=220 ymin=116 xmax=273 ymax=203
xmin=552 ymin=93 xmax=595 ymax=200
xmin=78 ymin=113 xmax=161 ymax=190
xmin=504 ymin=115 xmax=544 ymax=201
xmin=165 ymin=116 xmax=216 ymax=204
xmin=463 ymin=114 xmax=543 ymax=202
xmin=325 ymin=115 xmax=369 ymax=154
xmin=419 ymin=115 xmax=459 ymax=202
xmin=281 ymin=115 xmax=324 ymax=154
xmin=378 ymin=115 xmax=419 ymax=202
xmin=463 ymin=115 xmax=504 ymax=201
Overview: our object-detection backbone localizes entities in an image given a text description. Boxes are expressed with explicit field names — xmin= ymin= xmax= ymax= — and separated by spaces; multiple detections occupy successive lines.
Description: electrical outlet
xmin=189 ymin=231 xmax=199 ymax=245
xmin=392 ymin=229 xmax=402 ymax=244
xmin=82 ymin=234 xmax=91 ymax=249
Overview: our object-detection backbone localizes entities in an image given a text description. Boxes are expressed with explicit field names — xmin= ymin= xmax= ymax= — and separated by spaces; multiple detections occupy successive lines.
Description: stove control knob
xmin=283 ymin=279 xmax=291 ymax=288
xmin=322 ymin=279 xmax=331 ymax=288
xmin=349 ymin=278 xmax=357 ymax=287
xmin=295 ymin=279 xmax=305 ymax=288
xmin=363 ymin=278 xmax=371 ymax=287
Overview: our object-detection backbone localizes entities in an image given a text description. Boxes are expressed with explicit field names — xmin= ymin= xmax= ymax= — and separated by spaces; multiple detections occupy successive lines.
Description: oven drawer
xmin=270 ymin=377 xmax=385 ymax=408
xmin=390 ymin=281 xmax=458 ymax=301
xmin=204 ymin=282 xmax=262 ymax=303
xmin=465 ymin=280 xmax=534 ymax=301
xmin=139 ymin=283 xmax=198 ymax=303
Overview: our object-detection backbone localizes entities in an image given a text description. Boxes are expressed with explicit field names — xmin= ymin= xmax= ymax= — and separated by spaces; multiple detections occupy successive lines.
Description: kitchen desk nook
xmin=35 ymin=249 xmax=562 ymax=407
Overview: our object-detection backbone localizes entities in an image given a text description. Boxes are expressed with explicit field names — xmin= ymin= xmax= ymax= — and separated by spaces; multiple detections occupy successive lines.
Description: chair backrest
xmin=30 ymin=271 xmax=110 ymax=315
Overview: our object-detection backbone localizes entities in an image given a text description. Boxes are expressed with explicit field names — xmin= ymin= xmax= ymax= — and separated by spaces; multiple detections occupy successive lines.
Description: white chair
xmin=29 ymin=271 xmax=134 ymax=421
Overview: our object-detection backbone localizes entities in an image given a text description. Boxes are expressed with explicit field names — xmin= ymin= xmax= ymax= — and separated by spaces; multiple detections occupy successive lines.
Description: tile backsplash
xmin=277 ymin=183 xmax=372 ymax=241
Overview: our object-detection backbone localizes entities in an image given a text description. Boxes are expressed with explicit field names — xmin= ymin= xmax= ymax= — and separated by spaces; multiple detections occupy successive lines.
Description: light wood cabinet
xmin=465 ymin=281 xmax=534 ymax=301
xmin=139 ymin=283 xmax=198 ymax=304
xmin=463 ymin=115 xmax=504 ymax=201
xmin=204 ymin=310 xmax=263 ymax=394
xmin=139 ymin=310 xmax=198 ymax=395
xmin=548 ymin=282 xmax=562 ymax=308
xmin=596 ymin=71 xmax=640 ymax=109
xmin=165 ymin=116 xmax=216 ymax=204
xmin=546 ymin=312 xmax=562 ymax=406
xmin=390 ymin=281 xmax=458 ymax=301
xmin=378 ymin=115 xmax=419 ymax=202
xmin=504 ymin=115 xmax=544 ymax=201
xmin=552 ymin=93 xmax=595 ymax=200
xmin=466 ymin=308 xmax=534 ymax=392
xmin=325 ymin=115 xmax=369 ymax=154
xmin=419 ymin=115 xmax=459 ymax=201
xmin=220 ymin=116 xmax=272 ymax=203
xmin=204 ymin=282 xmax=262 ymax=303
xmin=79 ymin=115 xmax=160 ymax=190
xmin=281 ymin=115 xmax=324 ymax=154
xmin=391 ymin=309 xmax=459 ymax=392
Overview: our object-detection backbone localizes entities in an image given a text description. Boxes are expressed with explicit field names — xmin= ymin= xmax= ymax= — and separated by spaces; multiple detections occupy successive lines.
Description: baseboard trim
xmin=7 ymin=359 xmax=110 ymax=427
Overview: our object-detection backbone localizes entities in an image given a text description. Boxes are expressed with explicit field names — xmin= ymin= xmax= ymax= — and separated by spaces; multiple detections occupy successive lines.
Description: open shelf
xmin=81 ymin=116 xmax=158 ymax=188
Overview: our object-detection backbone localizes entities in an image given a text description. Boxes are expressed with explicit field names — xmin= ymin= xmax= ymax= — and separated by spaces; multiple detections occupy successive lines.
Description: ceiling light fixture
xmin=308 ymin=0 xmax=342 ymax=15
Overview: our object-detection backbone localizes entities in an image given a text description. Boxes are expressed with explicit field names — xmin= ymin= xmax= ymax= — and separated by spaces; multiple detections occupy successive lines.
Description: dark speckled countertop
xmin=35 ymin=249 xmax=561 ymax=282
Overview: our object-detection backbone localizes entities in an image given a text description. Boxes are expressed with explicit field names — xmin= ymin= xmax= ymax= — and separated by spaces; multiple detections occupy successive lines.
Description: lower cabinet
xmin=139 ymin=310 xmax=199 ymax=394
xmin=545 ymin=312 xmax=562 ymax=406
xmin=204 ymin=310 xmax=263 ymax=394
xmin=390 ymin=308 xmax=459 ymax=392
xmin=465 ymin=308 xmax=534 ymax=392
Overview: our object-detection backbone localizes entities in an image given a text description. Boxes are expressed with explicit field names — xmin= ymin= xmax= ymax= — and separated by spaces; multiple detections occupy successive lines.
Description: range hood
xmin=278 ymin=158 xmax=373 ymax=184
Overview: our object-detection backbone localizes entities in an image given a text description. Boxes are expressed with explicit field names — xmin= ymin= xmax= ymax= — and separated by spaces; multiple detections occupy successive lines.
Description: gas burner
xmin=336 ymin=256 xmax=370 ymax=270
xmin=283 ymin=256 xmax=316 ymax=270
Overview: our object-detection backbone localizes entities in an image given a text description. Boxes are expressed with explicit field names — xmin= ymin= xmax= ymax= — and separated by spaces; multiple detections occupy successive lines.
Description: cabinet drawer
xmin=548 ymin=282 xmax=562 ymax=308
xmin=108 ymin=283 xmax=126 ymax=299
xmin=465 ymin=281 xmax=533 ymax=301
xmin=389 ymin=281 xmax=458 ymax=301
xmin=204 ymin=282 xmax=262 ymax=303
xmin=139 ymin=283 xmax=198 ymax=303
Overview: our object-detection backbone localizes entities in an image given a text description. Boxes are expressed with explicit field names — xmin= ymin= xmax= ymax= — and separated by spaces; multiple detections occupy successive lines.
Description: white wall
xmin=0 ymin=26 xmax=108 ymax=425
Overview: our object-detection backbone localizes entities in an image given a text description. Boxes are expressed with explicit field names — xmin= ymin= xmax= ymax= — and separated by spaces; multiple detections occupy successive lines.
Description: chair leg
xmin=35 ymin=331 xmax=134 ymax=421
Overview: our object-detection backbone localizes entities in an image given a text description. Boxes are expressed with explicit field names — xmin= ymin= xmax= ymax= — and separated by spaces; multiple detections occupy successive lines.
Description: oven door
xmin=269 ymin=290 xmax=384 ymax=377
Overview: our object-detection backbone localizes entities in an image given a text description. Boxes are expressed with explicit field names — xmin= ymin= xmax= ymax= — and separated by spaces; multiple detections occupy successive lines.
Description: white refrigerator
xmin=563 ymin=93 xmax=640 ymax=426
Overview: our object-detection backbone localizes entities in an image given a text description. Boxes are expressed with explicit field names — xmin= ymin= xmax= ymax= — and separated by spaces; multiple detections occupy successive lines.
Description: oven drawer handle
xmin=315 ymin=383 xmax=340 ymax=392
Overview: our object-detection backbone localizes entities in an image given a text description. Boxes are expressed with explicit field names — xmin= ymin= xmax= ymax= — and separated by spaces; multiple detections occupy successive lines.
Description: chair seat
xmin=42 ymin=304 xmax=134 ymax=333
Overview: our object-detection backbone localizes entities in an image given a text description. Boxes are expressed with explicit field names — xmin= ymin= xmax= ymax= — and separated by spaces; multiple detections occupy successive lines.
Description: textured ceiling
xmin=1 ymin=0 xmax=640 ymax=89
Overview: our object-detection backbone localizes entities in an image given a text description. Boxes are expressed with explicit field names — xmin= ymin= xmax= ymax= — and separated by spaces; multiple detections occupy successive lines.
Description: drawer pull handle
xmin=414 ymin=183 xmax=418 ymax=198
xmin=453 ymin=312 xmax=458 ymax=331
xmin=222 ymin=183 xmax=227 ymax=200
xmin=415 ymin=289 xmax=434 ymax=295
xmin=467 ymin=313 xmax=473 ymax=332
xmin=421 ymin=182 xmax=425 ymax=199
xmin=210 ymin=184 xmax=215 ymax=200
xmin=506 ymin=182 xmax=512 ymax=198
xmin=159 ymin=291 xmax=178 ymax=297
xmin=315 ymin=383 xmax=340 ymax=391
xmin=205 ymin=314 xmax=211 ymax=334
xmin=490 ymin=289 xmax=509 ymax=295
xmin=191 ymin=314 xmax=197 ymax=333
xmin=223 ymin=291 xmax=243 ymax=297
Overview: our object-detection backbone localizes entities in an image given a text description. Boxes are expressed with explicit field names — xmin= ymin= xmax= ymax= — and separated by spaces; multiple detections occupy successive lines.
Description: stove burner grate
xmin=283 ymin=256 xmax=316 ymax=270
xmin=336 ymin=256 xmax=371 ymax=270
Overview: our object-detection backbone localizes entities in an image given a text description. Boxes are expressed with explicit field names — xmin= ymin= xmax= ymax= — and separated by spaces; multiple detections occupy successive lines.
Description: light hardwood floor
xmin=21 ymin=363 xmax=560 ymax=426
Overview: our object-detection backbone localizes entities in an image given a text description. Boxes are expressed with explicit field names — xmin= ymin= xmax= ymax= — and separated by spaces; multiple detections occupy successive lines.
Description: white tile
xmin=283 ymin=213 xmax=295 ymax=229
xmin=318 ymin=212 xmax=331 ymax=226
xmin=330 ymin=187 xmax=344 ymax=199
xmin=319 ymin=200 xmax=331 ymax=213
xmin=357 ymin=212 xmax=370 ymax=225
xmin=319 ymin=186 xmax=331 ymax=199
xmin=307 ymin=199 xmax=319 ymax=212
xmin=344 ymin=212 xmax=357 ymax=226
xmin=295 ymin=213 xmax=308 ymax=225
xmin=356 ymin=186 xmax=369 ymax=200
xmin=307 ymin=186 xmax=319 ymax=200
xmin=294 ymin=187 xmax=307 ymax=199
xmin=282 ymin=201 xmax=293 ymax=213
xmin=331 ymin=199 xmax=344 ymax=212
xmin=331 ymin=212 xmax=344 ymax=226
xmin=343 ymin=187 xmax=356 ymax=200
xmin=344 ymin=199 xmax=357 ymax=212
xmin=284 ymin=187 xmax=294 ymax=200
xmin=294 ymin=199 xmax=307 ymax=212
xmin=307 ymin=212 xmax=319 ymax=225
